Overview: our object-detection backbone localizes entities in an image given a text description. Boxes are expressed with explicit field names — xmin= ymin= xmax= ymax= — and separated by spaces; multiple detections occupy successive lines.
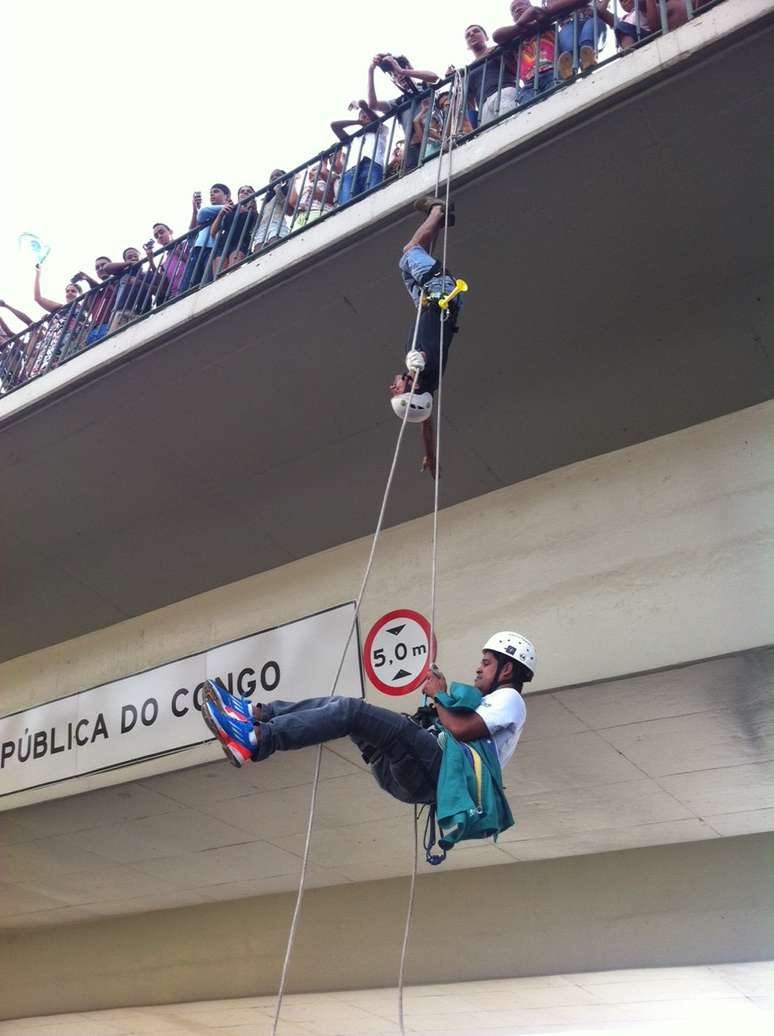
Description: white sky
xmin=0 ymin=0 xmax=513 ymax=320
xmin=1 ymin=0 xmax=623 ymax=324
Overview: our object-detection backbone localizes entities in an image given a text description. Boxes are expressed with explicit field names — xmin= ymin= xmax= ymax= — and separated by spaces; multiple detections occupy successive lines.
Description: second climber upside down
xmin=389 ymin=196 xmax=464 ymax=478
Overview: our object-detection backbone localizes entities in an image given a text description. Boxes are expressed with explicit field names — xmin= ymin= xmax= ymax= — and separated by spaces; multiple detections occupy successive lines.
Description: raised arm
xmin=33 ymin=266 xmax=63 ymax=314
xmin=143 ymin=242 xmax=158 ymax=272
xmin=420 ymin=415 xmax=440 ymax=479
xmin=367 ymin=56 xmax=392 ymax=114
xmin=189 ymin=191 xmax=202 ymax=231
xmin=0 ymin=300 xmax=34 ymax=327
xmin=71 ymin=270 xmax=101 ymax=290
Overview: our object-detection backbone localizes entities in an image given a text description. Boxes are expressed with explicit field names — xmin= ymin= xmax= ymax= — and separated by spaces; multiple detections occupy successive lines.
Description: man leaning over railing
xmin=70 ymin=257 xmax=117 ymax=346
xmin=179 ymin=183 xmax=231 ymax=293
xmin=252 ymin=171 xmax=296 ymax=252
xmin=461 ymin=23 xmax=518 ymax=127
xmin=493 ymin=0 xmax=589 ymax=104
xmin=149 ymin=222 xmax=190 ymax=306
xmin=331 ymin=100 xmax=389 ymax=204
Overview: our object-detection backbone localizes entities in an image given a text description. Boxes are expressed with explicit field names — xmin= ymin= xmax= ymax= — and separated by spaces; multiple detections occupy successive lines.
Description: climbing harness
xmin=271 ymin=70 xmax=466 ymax=1036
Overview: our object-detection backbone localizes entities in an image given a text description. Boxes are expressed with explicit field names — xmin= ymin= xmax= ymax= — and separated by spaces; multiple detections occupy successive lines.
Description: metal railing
xmin=0 ymin=0 xmax=715 ymax=398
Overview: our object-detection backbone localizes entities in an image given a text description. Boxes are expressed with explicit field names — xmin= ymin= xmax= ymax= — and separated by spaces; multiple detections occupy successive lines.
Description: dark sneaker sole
xmin=413 ymin=197 xmax=455 ymax=224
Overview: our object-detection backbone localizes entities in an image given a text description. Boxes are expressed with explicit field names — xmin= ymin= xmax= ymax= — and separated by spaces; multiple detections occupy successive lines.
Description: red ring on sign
xmin=363 ymin=609 xmax=437 ymax=696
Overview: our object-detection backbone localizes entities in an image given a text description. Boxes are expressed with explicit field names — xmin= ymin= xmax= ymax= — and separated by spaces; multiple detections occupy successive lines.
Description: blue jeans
xmin=558 ymin=17 xmax=606 ymax=56
xmin=518 ymin=68 xmax=556 ymax=105
xmin=339 ymin=159 xmax=384 ymax=203
xmin=179 ymin=246 xmax=214 ymax=293
xmin=86 ymin=322 xmax=110 ymax=345
xmin=399 ymin=245 xmax=455 ymax=306
xmin=258 ymin=696 xmax=442 ymax=804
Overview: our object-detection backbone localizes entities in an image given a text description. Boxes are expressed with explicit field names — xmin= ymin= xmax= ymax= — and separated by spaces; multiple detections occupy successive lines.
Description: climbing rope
xmin=396 ymin=69 xmax=465 ymax=1035
xmin=272 ymin=72 xmax=464 ymax=1036
xmin=271 ymin=353 xmax=425 ymax=1036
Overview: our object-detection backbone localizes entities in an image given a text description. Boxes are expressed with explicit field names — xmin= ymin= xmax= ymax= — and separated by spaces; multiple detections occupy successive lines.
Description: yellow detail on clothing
xmin=438 ymin=278 xmax=468 ymax=310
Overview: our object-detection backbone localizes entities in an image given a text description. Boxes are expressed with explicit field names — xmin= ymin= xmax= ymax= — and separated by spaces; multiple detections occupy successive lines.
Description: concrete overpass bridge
xmin=1 ymin=1 xmax=772 ymax=1025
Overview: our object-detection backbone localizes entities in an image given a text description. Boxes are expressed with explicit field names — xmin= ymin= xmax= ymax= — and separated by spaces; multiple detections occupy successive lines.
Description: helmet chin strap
xmin=487 ymin=654 xmax=514 ymax=693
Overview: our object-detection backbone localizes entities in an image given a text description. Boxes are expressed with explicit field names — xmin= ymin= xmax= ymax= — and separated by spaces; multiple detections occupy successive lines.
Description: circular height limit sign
xmin=363 ymin=609 xmax=437 ymax=696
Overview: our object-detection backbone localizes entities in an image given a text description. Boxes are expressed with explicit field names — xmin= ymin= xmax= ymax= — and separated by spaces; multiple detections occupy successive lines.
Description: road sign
xmin=363 ymin=609 xmax=437 ymax=696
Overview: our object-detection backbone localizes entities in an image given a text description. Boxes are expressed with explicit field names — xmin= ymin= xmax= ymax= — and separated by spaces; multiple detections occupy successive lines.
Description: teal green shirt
xmin=432 ymin=683 xmax=515 ymax=852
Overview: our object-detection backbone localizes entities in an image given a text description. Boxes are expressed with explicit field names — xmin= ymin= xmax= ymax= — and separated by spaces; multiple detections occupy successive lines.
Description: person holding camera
xmin=366 ymin=53 xmax=440 ymax=173
xmin=331 ymin=100 xmax=389 ymax=203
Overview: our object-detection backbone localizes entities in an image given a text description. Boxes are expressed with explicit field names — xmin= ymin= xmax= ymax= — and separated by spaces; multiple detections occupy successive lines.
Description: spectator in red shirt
xmin=71 ymin=257 xmax=118 ymax=345
xmin=493 ymin=1 xmax=590 ymax=104
xmin=149 ymin=223 xmax=190 ymax=305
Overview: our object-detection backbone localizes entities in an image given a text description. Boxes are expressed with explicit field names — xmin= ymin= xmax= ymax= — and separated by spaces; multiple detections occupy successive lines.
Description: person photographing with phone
xmin=366 ymin=52 xmax=440 ymax=172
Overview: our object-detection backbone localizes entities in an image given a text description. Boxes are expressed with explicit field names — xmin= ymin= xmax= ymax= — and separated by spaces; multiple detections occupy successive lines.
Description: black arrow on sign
xmin=393 ymin=669 xmax=411 ymax=679
xmin=386 ymin=624 xmax=406 ymax=636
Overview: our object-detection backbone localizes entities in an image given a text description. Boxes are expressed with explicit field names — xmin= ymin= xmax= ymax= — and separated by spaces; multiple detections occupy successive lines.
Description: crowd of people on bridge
xmin=1 ymin=0 xmax=699 ymax=394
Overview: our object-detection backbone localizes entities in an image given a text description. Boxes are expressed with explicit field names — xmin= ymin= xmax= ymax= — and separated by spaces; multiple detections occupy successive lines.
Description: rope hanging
xmin=396 ymin=69 xmax=464 ymax=1035
xmin=271 ymin=359 xmax=422 ymax=1035
xmin=272 ymin=72 xmax=463 ymax=1036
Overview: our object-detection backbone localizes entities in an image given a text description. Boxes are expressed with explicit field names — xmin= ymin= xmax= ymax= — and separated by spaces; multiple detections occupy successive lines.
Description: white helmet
xmin=391 ymin=391 xmax=433 ymax=423
xmin=482 ymin=631 xmax=536 ymax=677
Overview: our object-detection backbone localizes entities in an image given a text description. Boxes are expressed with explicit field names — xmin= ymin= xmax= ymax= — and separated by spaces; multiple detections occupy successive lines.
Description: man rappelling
xmin=389 ymin=198 xmax=466 ymax=478
xmin=200 ymin=631 xmax=534 ymax=861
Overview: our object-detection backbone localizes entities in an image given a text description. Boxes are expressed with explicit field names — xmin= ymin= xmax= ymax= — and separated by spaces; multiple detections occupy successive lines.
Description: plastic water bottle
xmin=18 ymin=232 xmax=51 ymax=266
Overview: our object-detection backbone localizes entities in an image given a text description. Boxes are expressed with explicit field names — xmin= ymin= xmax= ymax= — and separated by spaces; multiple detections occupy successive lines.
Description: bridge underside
xmin=0 ymin=14 xmax=772 ymax=660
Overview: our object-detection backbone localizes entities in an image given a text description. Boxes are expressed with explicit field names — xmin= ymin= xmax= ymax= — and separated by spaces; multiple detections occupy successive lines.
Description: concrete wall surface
xmin=2 ymin=399 xmax=771 ymax=727
xmin=1 ymin=832 xmax=772 ymax=1020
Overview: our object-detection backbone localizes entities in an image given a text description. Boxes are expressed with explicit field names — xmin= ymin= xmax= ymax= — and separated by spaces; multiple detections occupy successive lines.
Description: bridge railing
xmin=0 ymin=0 xmax=714 ymax=398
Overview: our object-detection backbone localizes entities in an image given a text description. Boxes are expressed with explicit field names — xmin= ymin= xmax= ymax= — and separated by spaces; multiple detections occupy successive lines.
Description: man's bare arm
xmin=493 ymin=0 xmax=590 ymax=43
xmin=330 ymin=118 xmax=361 ymax=142
xmin=367 ymin=57 xmax=392 ymax=113
xmin=493 ymin=8 xmax=542 ymax=45
xmin=402 ymin=65 xmax=440 ymax=84
xmin=71 ymin=271 xmax=100 ymax=290
xmin=420 ymin=416 xmax=439 ymax=478
xmin=0 ymin=301 xmax=34 ymax=326
xmin=33 ymin=266 xmax=62 ymax=314
xmin=434 ymin=702 xmax=491 ymax=742
xmin=100 ymin=262 xmax=130 ymax=277
xmin=421 ymin=671 xmax=491 ymax=742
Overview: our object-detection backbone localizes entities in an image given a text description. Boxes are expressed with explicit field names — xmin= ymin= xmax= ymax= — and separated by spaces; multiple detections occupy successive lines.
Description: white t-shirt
xmin=475 ymin=687 xmax=526 ymax=768
xmin=344 ymin=124 xmax=390 ymax=171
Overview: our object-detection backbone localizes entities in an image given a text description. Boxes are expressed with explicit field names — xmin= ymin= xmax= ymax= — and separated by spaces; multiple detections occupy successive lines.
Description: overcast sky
xmin=1 ymin=1 xmax=617 ymax=323
xmin=0 ymin=0 xmax=516 ymax=317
